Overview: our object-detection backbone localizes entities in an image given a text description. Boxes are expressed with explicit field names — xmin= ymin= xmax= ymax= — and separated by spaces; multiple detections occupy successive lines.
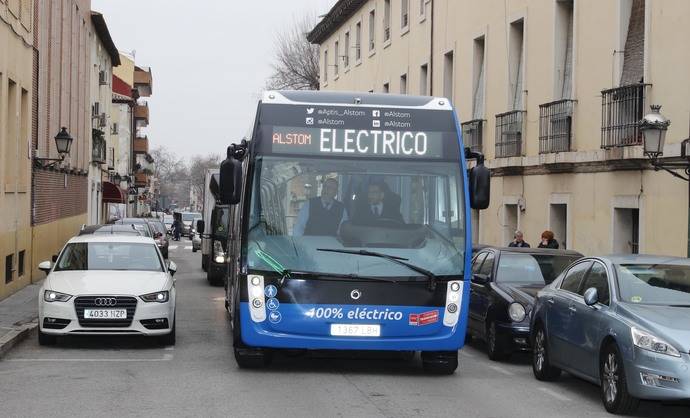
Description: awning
xmin=102 ymin=181 xmax=127 ymax=203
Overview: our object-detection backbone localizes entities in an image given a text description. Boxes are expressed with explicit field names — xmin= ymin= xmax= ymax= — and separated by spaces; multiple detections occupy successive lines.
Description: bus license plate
xmin=330 ymin=324 xmax=381 ymax=337
xmin=83 ymin=309 xmax=127 ymax=319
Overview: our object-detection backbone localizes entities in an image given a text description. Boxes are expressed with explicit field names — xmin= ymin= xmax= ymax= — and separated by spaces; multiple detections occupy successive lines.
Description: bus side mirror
xmin=469 ymin=163 xmax=490 ymax=210
xmin=219 ymin=157 xmax=242 ymax=205
xmin=197 ymin=220 xmax=205 ymax=234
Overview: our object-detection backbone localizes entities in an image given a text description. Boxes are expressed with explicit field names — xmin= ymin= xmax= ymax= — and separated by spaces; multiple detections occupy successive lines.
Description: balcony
xmin=134 ymin=102 xmax=149 ymax=127
xmin=461 ymin=119 xmax=484 ymax=154
xmin=133 ymin=66 xmax=153 ymax=97
xmin=133 ymin=136 xmax=149 ymax=154
xmin=601 ymin=83 xmax=649 ymax=148
xmin=495 ymin=110 xmax=525 ymax=158
xmin=539 ymin=99 xmax=575 ymax=154
xmin=91 ymin=130 xmax=106 ymax=164
xmin=134 ymin=172 xmax=148 ymax=187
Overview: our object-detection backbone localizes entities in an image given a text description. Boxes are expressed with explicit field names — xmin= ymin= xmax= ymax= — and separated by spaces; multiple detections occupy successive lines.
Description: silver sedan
xmin=530 ymin=255 xmax=690 ymax=414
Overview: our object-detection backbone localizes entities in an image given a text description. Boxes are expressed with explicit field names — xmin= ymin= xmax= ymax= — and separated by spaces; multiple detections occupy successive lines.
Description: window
xmin=472 ymin=252 xmax=488 ymax=274
xmin=54 ymin=243 xmax=163 ymax=272
xmin=18 ymin=250 xmax=25 ymax=277
xmin=443 ymin=51 xmax=454 ymax=100
xmin=334 ymin=41 xmax=339 ymax=76
xmin=550 ymin=203 xmax=568 ymax=250
xmin=383 ymin=82 xmax=389 ymax=93
xmin=400 ymin=73 xmax=407 ymax=94
xmin=472 ymin=36 xmax=486 ymax=119
xmin=369 ymin=9 xmax=376 ymax=51
xmin=5 ymin=254 xmax=13 ymax=284
xmin=497 ymin=253 xmax=582 ymax=284
xmin=561 ymin=262 xmax=592 ymax=294
xmin=401 ymin=0 xmax=409 ymax=29
xmin=420 ymin=0 xmax=426 ymax=17
xmin=613 ymin=208 xmax=640 ymax=254
xmin=355 ymin=22 xmax=362 ymax=61
xmin=344 ymin=32 xmax=350 ymax=68
xmin=581 ymin=263 xmax=610 ymax=305
xmin=478 ymin=252 xmax=495 ymax=276
xmin=383 ymin=0 xmax=391 ymax=41
xmin=323 ymin=50 xmax=328 ymax=83
xmin=419 ymin=64 xmax=428 ymax=95
xmin=508 ymin=19 xmax=525 ymax=110
xmin=555 ymin=0 xmax=574 ymax=99
xmin=5 ymin=79 xmax=17 ymax=185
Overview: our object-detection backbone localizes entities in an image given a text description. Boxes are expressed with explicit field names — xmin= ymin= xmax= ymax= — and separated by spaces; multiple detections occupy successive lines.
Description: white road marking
xmin=488 ymin=365 xmax=514 ymax=376
xmin=163 ymin=346 xmax=175 ymax=351
xmin=184 ymin=246 xmax=192 ymax=250
xmin=168 ymin=246 xmax=178 ymax=250
xmin=6 ymin=353 xmax=174 ymax=363
xmin=538 ymin=387 xmax=572 ymax=402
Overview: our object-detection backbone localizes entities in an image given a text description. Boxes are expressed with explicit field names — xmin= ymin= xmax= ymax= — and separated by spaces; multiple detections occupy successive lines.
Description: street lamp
xmin=34 ymin=127 xmax=74 ymax=168
xmin=640 ymin=106 xmax=690 ymax=257
xmin=641 ymin=105 xmax=671 ymax=159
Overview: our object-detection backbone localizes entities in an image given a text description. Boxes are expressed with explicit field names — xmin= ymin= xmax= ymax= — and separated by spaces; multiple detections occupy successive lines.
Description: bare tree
xmin=150 ymin=146 xmax=189 ymax=208
xmin=266 ymin=15 xmax=320 ymax=91
xmin=188 ymin=154 xmax=222 ymax=204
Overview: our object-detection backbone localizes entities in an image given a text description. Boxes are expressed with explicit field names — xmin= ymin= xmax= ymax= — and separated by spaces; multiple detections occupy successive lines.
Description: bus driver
xmin=293 ymin=178 xmax=346 ymax=236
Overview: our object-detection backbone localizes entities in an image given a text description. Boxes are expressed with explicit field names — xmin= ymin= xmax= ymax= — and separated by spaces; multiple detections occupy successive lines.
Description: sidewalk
xmin=0 ymin=280 xmax=42 ymax=358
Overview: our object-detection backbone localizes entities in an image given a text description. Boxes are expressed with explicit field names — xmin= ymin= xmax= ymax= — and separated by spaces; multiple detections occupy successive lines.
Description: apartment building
xmin=0 ymin=0 xmax=34 ymax=299
xmin=309 ymin=0 xmax=690 ymax=257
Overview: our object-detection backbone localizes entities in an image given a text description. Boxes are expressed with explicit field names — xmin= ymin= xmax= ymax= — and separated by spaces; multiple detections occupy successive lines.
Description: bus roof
xmin=263 ymin=90 xmax=453 ymax=111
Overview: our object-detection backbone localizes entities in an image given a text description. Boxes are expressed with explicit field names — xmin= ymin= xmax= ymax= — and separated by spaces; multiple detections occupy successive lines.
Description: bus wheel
xmin=234 ymin=348 xmax=273 ymax=368
xmin=421 ymin=351 xmax=458 ymax=375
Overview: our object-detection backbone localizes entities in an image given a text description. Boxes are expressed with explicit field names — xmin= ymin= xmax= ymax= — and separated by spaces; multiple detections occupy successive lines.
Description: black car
xmin=147 ymin=219 xmax=170 ymax=258
xmin=467 ymin=247 xmax=583 ymax=360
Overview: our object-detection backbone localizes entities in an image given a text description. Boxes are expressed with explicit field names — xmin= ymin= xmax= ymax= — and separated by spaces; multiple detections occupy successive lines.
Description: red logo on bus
xmin=409 ymin=310 xmax=439 ymax=326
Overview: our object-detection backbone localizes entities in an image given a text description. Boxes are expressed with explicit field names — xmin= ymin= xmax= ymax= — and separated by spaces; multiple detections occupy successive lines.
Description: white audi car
xmin=37 ymin=235 xmax=177 ymax=346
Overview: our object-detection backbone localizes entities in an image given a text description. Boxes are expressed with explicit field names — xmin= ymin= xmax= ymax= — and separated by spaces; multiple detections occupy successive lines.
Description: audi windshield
xmin=54 ymin=243 xmax=163 ymax=272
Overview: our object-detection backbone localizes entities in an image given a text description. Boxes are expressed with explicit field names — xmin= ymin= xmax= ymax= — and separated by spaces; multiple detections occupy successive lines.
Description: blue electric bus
xmin=217 ymin=91 xmax=489 ymax=374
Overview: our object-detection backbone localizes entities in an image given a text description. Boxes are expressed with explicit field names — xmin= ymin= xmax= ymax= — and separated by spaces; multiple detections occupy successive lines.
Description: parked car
xmin=163 ymin=215 xmax=174 ymax=233
xmin=468 ymin=247 xmax=583 ymax=360
xmin=530 ymin=255 xmax=690 ymax=414
xmin=191 ymin=219 xmax=202 ymax=252
xmin=174 ymin=211 xmax=201 ymax=237
xmin=147 ymin=219 xmax=170 ymax=258
xmin=111 ymin=218 xmax=155 ymax=239
xmin=37 ymin=235 xmax=177 ymax=346
xmin=78 ymin=224 xmax=142 ymax=236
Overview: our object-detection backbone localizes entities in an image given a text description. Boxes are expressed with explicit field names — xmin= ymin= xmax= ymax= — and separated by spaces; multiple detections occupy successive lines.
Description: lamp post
xmin=34 ymin=127 xmax=74 ymax=168
xmin=640 ymin=105 xmax=690 ymax=256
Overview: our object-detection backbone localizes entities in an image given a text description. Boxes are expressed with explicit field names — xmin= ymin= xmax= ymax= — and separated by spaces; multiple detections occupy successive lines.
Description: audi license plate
xmin=330 ymin=324 xmax=381 ymax=337
xmin=83 ymin=309 xmax=127 ymax=319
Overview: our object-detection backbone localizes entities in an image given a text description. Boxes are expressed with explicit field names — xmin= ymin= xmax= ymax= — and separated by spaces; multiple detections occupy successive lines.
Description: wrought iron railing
xmin=461 ymin=119 xmax=484 ymax=154
xmin=495 ymin=110 xmax=524 ymax=158
xmin=539 ymin=99 xmax=575 ymax=153
xmin=601 ymin=83 xmax=649 ymax=148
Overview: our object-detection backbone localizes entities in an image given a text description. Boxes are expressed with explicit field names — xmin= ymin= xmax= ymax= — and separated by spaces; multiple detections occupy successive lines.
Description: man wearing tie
xmin=293 ymin=178 xmax=346 ymax=236
xmin=353 ymin=182 xmax=404 ymax=225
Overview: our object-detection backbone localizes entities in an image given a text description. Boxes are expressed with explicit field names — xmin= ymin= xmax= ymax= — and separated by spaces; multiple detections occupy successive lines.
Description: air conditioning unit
xmin=111 ymin=122 xmax=119 ymax=135
xmin=99 ymin=113 xmax=107 ymax=128
xmin=99 ymin=70 xmax=108 ymax=86
xmin=92 ymin=102 xmax=100 ymax=118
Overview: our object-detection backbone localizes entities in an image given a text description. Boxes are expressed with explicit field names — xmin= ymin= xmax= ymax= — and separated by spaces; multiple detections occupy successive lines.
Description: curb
xmin=0 ymin=321 xmax=38 ymax=360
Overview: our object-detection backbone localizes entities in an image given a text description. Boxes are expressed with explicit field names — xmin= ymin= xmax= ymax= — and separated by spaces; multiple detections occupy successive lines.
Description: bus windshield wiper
xmin=317 ymin=248 xmax=438 ymax=291
xmin=280 ymin=269 xmax=398 ymax=285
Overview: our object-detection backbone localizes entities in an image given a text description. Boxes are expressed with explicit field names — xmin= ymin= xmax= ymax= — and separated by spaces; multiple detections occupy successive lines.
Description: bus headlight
xmin=247 ymin=275 xmax=266 ymax=323
xmin=508 ymin=302 xmax=526 ymax=322
xmin=443 ymin=280 xmax=463 ymax=327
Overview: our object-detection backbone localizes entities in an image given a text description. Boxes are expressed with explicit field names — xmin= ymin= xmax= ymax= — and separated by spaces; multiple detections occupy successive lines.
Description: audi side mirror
xmin=472 ymin=273 xmax=489 ymax=285
xmin=38 ymin=261 xmax=52 ymax=274
xmin=584 ymin=287 xmax=599 ymax=306
xmin=167 ymin=260 xmax=177 ymax=276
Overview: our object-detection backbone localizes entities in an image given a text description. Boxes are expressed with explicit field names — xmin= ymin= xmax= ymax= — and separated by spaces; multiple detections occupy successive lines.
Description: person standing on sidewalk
xmin=538 ymin=230 xmax=559 ymax=249
xmin=508 ymin=231 xmax=530 ymax=248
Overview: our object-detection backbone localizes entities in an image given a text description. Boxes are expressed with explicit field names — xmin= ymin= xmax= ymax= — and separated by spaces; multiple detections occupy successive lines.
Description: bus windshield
xmin=246 ymin=156 xmax=466 ymax=279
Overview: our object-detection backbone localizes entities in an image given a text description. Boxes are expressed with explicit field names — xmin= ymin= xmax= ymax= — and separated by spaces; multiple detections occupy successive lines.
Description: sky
xmin=92 ymin=0 xmax=337 ymax=160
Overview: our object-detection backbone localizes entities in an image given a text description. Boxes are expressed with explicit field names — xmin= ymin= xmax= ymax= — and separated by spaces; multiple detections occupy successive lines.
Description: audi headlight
xmin=43 ymin=290 xmax=72 ymax=302
xmin=508 ymin=302 xmax=526 ymax=322
xmin=140 ymin=291 xmax=169 ymax=303
xmin=631 ymin=327 xmax=680 ymax=357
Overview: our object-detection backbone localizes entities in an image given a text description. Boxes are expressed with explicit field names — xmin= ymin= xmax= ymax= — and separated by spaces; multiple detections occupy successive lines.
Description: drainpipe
xmin=429 ymin=0 xmax=434 ymax=95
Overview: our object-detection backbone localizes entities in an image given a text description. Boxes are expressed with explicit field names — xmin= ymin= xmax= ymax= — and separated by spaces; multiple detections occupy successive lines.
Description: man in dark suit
xmin=352 ymin=182 xmax=404 ymax=225
xmin=293 ymin=178 xmax=346 ymax=236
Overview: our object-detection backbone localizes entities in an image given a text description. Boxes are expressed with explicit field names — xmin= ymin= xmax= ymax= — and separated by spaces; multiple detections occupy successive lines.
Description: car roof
xmin=113 ymin=218 xmax=147 ymax=224
xmin=67 ymin=235 xmax=156 ymax=244
xmin=480 ymin=246 xmax=584 ymax=257
xmin=79 ymin=224 xmax=142 ymax=235
xmin=597 ymin=254 xmax=690 ymax=266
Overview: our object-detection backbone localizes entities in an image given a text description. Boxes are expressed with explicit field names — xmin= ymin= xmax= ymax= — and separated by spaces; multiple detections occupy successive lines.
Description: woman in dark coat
xmin=538 ymin=230 xmax=559 ymax=249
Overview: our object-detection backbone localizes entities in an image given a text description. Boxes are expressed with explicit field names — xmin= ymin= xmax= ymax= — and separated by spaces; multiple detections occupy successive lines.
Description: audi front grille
xmin=74 ymin=296 xmax=138 ymax=327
